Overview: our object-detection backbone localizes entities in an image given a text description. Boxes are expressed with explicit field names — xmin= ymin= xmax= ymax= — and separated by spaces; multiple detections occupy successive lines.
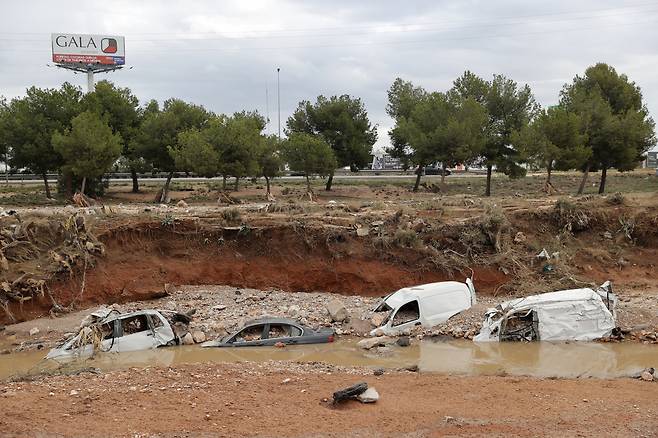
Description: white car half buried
xmin=474 ymin=281 xmax=617 ymax=342
xmin=370 ymin=278 xmax=476 ymax=336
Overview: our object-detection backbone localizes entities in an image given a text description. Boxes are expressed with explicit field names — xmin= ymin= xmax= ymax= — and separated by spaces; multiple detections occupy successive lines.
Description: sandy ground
xmin=1 ymin=361 xmax=657 ymax=437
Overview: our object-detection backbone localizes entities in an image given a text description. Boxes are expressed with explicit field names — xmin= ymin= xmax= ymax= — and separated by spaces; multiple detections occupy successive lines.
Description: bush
xmin=392 ymin=229 xmax=421 ymax=248
xmin=221 ymin=207 xmax=242 ymax=223
xmin=607 ymin=192 xmax=625 ymax=205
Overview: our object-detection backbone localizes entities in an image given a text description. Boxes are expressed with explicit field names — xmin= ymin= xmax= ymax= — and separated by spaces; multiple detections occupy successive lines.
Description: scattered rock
xmin=513 ymin=232 xmax=526 ymax=244
xmin=357 ymin=387 xmax=379 ymax=403
xmin=176 ymin=200 xmax=189 ymax=208
xmin=370 ymin=313 xmax=386 ymax=328
xmin=326 ymin=299 xmax=349 ymax=323
xmin=396 ymin=336 xmax=411 ymax=347
xmin=403 ymin=364 xmax=419 ymax=373
xmin=641 ymin=371 xmax=654 ymax=381
xmin=356 ymin=226 xmax=370 ymax=237
xmin=69 ymin=390 xmax=78 ymax=396
xmin=274 ymin=342 xmax=286 ymax=348
xmin=603 ymin=231 xmax=613 ymax=239
xmin=281 ymin=378 xmax=292 ymax=384
xmin=181 ymin=333 xmax=195 ymax=345
xmin=373 ymin=368 xmax=384 ymax=376
xmin=28 ymin=327 xmax=39 ymax=336
xmin=192 ymin=331 xmax=206 ymax=343
xmin=357 ymin=336 xmax=395 ymax=350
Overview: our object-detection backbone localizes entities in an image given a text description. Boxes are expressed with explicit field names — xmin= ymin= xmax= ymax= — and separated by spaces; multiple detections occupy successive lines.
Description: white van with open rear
xmin=370 ymin=278 xmax=476 ymax=336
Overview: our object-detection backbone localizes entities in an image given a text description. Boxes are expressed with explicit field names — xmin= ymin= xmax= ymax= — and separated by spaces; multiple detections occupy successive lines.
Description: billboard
xmin=51 ymin=33 xmax=125 ymax=66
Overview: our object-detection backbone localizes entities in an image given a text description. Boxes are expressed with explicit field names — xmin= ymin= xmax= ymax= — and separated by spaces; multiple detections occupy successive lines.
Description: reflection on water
xmin=2 ymin=338 xmax=657 ymax=380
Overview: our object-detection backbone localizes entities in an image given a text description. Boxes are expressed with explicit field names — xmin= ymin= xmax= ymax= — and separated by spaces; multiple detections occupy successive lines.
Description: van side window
xmin=392 ymin=301 xmax=420 ymax=326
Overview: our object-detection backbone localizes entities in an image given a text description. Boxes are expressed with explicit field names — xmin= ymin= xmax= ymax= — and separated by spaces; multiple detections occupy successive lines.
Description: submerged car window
xmin=233 ymin=325 xmax=265 ymax=343
xmin=101 ymin=322 xmax=115 ymax=340
xmin=267 ymin=324 xmax=302 ymax=339
xmin=150 ymin=314 xmax=165 ymax=329
xmin=392 ymin=301 xmax=420 ymax=327
xmin=121 ymin=315 xmax=150 ymax=336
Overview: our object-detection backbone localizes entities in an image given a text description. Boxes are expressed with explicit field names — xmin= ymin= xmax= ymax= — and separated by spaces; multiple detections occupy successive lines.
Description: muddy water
xmin=2 ymin=339 xmax=657 ymax=381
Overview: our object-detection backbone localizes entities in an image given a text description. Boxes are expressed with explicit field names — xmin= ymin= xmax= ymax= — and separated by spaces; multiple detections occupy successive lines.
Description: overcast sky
xmin=1 ymin=0 xmax=657 ymax=151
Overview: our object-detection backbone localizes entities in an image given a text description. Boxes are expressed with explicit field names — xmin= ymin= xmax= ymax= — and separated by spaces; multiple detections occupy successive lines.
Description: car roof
xmin=384 ymin=281 xmax=468 ymax=308
xmin=499 ymin=288 xmax=601 ymax=311
xmin=243 ymin=317 xmax=304 ymax=327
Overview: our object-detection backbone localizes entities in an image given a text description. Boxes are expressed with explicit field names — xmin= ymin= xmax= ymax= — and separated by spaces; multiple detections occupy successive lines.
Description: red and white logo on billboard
xmin=101 ymin=38 xmax=118 ymax=54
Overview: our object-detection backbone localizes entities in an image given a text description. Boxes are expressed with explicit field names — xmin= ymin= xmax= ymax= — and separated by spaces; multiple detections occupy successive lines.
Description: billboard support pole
xmin=54 ymin=64 xmax=123 ymax=94
xmin=87 ymin=70 xmax=95 ymax=93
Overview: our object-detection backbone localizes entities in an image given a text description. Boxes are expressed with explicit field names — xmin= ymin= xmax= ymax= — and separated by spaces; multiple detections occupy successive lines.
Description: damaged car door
xmin=114 ymin=313 xmax=165 ymax=352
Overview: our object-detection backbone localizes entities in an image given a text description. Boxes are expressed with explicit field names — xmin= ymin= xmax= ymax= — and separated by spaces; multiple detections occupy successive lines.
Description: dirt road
xmin=2 ymin=362 xmax=657 ymax=437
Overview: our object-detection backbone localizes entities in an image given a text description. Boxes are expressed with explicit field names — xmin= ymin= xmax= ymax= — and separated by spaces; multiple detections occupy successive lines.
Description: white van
xmin=473 ymin=281 xmax=617 ymax=342
xmin=370 ymin=278 xmax=476 ymax=336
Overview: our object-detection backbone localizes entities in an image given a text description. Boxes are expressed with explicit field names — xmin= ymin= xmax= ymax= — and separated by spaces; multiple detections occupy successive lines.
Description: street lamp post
xmin=277 ymin=67 xmax=281 ymax=141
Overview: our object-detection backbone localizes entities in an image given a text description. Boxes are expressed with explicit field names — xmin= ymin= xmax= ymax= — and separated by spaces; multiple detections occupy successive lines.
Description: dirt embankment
xmin=4 ymin=196 xmax=658 ymax=325
xmin=2 ymin=361 xmax=658 ymax=437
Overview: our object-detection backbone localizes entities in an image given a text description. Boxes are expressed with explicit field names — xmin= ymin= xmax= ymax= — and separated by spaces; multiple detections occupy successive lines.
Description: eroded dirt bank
xmin=2 ymin=362 xmax=657 ymax=437
xmin=3 ymin=195 xmax=658 ymax=327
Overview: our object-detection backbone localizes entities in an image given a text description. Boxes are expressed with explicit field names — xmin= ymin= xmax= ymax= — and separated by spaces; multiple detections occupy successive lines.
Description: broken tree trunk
xmin=80 ymin=177 xmax=87 ymax=196
xmin=325 ymin=172 xmax=334 ymax=191
xmin=598 ymin=167 xmax=608 ymax=194
xmin=413 ymin=165 xmax=423 ymax=192
xmin=130 ymin=168 xmax=139 ymax=193
xmin=41 ymin=172 xmax=51 ymax=199
xmin=158 ymin=171 xmax=174 ymax=203
xmin=234 ymin=177 xmax=239 ymax=192
xmin=577 ymin=164 xmax=590 ymax=195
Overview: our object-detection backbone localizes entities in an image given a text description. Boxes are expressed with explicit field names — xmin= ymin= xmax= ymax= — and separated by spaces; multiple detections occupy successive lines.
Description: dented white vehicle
xmin=46 ymin=308 xmax=190 ymax=360
xmin=474 ymin=281 xmax=617 ymax=342
xmin=370 ymin=278 xmax=476 ymax=336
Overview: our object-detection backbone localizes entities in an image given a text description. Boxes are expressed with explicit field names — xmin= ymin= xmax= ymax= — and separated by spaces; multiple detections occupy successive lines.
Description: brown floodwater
xmin=2 ymin=338 xmax=657 ymax=381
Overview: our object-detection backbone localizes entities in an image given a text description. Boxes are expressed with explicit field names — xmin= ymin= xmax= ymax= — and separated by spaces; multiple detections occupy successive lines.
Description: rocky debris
xmin=357 ymin=336 xmax=395 ymax=350
xmin=373 ymin=368 xmax=384 ymax=376
xmin=396 ymin=336 xmax=411 ymax=347
xmin=176 ymin=200 xmax=189 ymax=208
xmin=641 ymin=370 xmax=654 ymax=382
xmin=357 ymin=387 xmax=379 ymax=403
xmin=355 ymin=226 xmax=370 ymax=237
xmin=370 ymin=313 xmax=386 ymax=328
xmin=192 ymin=331 xmax=206 ymax=344
xmin=513 ymin=232 xmax=527 ymax=244
xmin=326 ymin=299 xmax=349 ymax=323
xmin=181 ymin=333 xmax=195 ymax=345
xmin=29 ymin=327 xmax=40 ymax=336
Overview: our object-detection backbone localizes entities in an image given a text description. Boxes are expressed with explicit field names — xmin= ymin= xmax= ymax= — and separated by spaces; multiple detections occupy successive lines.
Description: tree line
xmin=388 ymin=62 xmax=655 ymax=195
xmin=0 ymin=62 xmax=654 ymax=201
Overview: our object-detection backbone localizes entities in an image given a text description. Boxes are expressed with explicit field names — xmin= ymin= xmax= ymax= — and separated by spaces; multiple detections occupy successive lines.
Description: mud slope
xmin=43 ymin=221 xmax=505 ymax=313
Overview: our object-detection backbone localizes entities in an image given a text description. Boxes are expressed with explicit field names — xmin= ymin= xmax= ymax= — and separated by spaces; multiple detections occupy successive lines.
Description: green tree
xmin=83 ymin=80 xmax=142 ymax=192
xmin=281 ymin=133 xmax=337 ymax=193
xmin=286 ymin=95 xmax=377 ymax=190
xmin=0 ymin=98 xmax=8 ymax=173
xmin=170 ymin=127 xmax=221 ymax=178
xmin=215 ymin=111 xmax=265 ymax=191
xmin=3 ymin=83 xmax=82 ymax=198
xmin=512 ymin=106 xmax=590 ymax=187
xmin=396 ymin=92 xmax=487 ymax=191
xmin=52 ymin=111 xmax=122 ymax=195
xmin=135 ymin=99 xmax=210 ymax=202
xmin=452 ymin=72 xmax=538 ymax=196
xmin=561 ymin=63 xmax=656 ymax=194
xmin=385 ymin=78 xmax=428 ymax=169
xmin=256 ymin=134 xmax=282 ymax=198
